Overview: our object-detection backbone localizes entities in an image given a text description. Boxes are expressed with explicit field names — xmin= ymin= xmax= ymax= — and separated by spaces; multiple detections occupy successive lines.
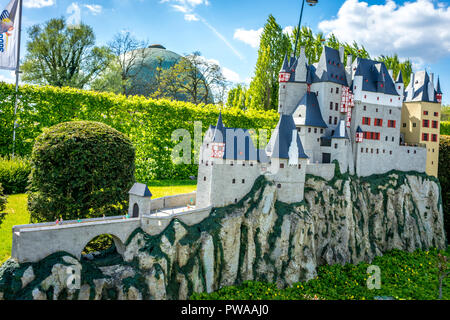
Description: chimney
xmin=339 ymin=46 xmax=345 ymax=64
xmin=346 ymin=55 xmax=353 ymax=68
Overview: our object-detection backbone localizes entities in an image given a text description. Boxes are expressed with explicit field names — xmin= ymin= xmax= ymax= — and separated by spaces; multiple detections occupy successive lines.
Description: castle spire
xmin=436 ymin=76 xmax=442 ymax=94
xmin=396 ymin=70 xmax=404 ymax=84
xmin=213 ymin=111 xmax=225 ymax=142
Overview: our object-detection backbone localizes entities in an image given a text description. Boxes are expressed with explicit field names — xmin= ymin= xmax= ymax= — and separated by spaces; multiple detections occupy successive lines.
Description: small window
xmin=335 ymin=103 xmax=339 ymax=111
xmin=331 ymin=88 xmax=334 ymax=94
xmin=334 ymin=117 xmax=338 ymax=125
xmin=335 ymin=144 xmax=338 ymax=149
xmin=432 ymin=121 xmax=438 ymax=129
xmin=330 ymin=102 xmax=333 ymax=110
xmin=363 ymin=105 xmax=367 ymax=111
xmin=308 ymin=128 xmax=312 ymax=133
xmin=424 ymin=111 xmax=429 ymax=116
xmin=242 ymin=179 xmax=245 ymax=184
xmin=204 ymin=177 xmax=207 ymax=181
xmin=403 ymin=123 xmax=407 ymax=128
xmin=423 ymin=120 xmax=429 ymax=128
xmin=232 ymin=179 xmax=236 ymax=184
xmin=389 ymin=110 xmax=392 ymax=115
xmin=298 ymin=164 xmax=302 ymax=169
xmin=390 ymin=151 xmax=393 ymax=155
xmin=434 ymin=112 xmax=439 ymax=117
xmin=336 ymin=87 xmax=339 ymax=94
xmin=314 ymin=128 xmax=318 ymax=134
xmin=277 ymin=184 xmax=282 ymax=189
xmin=361 ymin=148 xmax=364 ymax=153
xmin=321 ymin=129 xmax=324 ymax=134
xmin=280 ymin=163 xmax=285 ymax=169
xmin=413 ymin=123 xmax=417 ymax=128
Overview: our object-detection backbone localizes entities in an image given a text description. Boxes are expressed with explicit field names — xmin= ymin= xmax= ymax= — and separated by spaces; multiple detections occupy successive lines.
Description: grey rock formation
xmin=0 ymin=172 xmax=445 ymax=300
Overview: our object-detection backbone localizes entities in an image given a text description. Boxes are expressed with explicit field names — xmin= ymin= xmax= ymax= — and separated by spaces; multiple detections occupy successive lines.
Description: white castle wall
xmin=150 ymin=192 xmax=197 ymax=212
xmin=305 ymin=163 xmax=336 ymax=181
xmin=311 ymin=82 xmax=345 ymax=132
xmin=267 ymin=158 xmax=307 ymax=203
xmin=279 ymin=82 xmax=307 ymax=115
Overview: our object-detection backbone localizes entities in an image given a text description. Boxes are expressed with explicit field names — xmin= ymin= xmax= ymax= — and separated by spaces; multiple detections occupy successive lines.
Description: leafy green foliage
xmin=377 ymin=54 xmax=413 ymax=87
xmin=191 ymin=248 xmax=450 ymax=300
xmin=21 ymin=18 xmax=111 ymax=89
xmin=0 ymin=83 xmax=279 ymax=180
xmin=27 ymin=121 xmax=136 ymax=223
xmin=247 ymin=15 xmax=292 ymax=111
xmin=438 ymin=135 xmax=450 ymax=240
xmin=441 ymin=122 xmax=450 ymax=135
xmin=0 ymin=156 xmax=31 ymax=195
xmin=0 ymin=183 xmax=6 ymax=215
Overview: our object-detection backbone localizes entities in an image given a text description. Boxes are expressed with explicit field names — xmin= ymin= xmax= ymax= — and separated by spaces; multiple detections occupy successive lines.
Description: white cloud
xmin=222 ymin=67 xmax=241 ymax=83
xmin=233 ymin=28 xmax=263 ymax=48
xmin=318 ymin=0 xmax=450 ymax=63
xmin=184 ymin=14 xmax=199 ymax=21
xmin=24 ymin=0 xmax=55 ymax=8
xmin=84 ymin=4 xmax=102 ymax=15
xmin=283 ymin=26 xmax=294 ymax=37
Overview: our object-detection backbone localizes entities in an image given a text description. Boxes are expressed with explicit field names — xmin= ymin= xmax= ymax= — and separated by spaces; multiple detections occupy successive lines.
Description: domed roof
xmin=124 ymin=45 xmax=214 ymax=103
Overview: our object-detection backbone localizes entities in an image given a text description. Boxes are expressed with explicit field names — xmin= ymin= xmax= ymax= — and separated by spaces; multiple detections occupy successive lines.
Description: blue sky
xmin=1 ymin=0 xmax=450 ymax=104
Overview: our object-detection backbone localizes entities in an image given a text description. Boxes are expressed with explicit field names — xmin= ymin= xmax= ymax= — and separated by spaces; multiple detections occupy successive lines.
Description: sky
xmin=1 ymin=0 xmax=449 ymax=104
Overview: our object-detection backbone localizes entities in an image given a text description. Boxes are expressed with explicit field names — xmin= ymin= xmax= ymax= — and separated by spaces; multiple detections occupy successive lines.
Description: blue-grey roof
xmin=210 ymin=114 xmax=267 ymax=162
xmin=396 ymin=70 xmax=404 ymax=84
xmin=129 ymin=183 xmax=152 ymax=197
xmin=436 ymin=77 xmax=442 ymax=95
xmin=353 ymin=58 xmax=399 ymax=96
xmin=311 ymin=46 xmax=348 ymax=86
xmin=280 ymin=54 xmax=289 ymax=73
xmin=271 ymin=115 xmax=308 ymax=159
xmin=356 ymin=126 xmax=363 ymax=133
xmin=297 ymin=92 xmax=328 ymax=128
xmin=404 ymin=71 xmax=438 ymax=102
xmin=332 ymin=120 xmax=349 ymax=139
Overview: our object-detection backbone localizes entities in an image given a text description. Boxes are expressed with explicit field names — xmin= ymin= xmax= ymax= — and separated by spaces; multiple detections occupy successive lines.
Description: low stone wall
xmin=151 ymin=192 xmax=197 ymax=211
xmin=141 ymin=206 xmax=212 ymax=236
xmin=306 ymin=163 xmax=336 ymax=181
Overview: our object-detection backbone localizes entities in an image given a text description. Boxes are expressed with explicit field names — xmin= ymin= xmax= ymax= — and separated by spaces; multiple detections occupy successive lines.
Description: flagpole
xmin=12 ymin=0 xmax=22 ymax=158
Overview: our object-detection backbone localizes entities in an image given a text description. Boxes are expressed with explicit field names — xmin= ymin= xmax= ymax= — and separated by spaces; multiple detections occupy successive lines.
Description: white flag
xmin=0 ymin=0 xmax=20 ymax=70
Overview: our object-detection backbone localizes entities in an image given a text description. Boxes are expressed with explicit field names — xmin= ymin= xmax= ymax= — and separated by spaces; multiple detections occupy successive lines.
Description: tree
xmin=153 ymin=52 xmax=226 ymax=105
xmin=377 ymin=54 xmax=413 ymax=87
xmin=28 ymin=121 xmax=135 ymax=223
xmin=104 ymin=31 xmax=151 ymax=96
xmin=227 ymin=84 xmax=248 ymax=110
xmin=21 ymin=18 xmax=111 ymax=89
xmin=247 ymin=15 xmax=291 ymax=110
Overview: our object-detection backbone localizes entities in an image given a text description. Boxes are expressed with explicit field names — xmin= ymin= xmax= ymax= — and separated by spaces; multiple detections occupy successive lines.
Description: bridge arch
xmin=80 ymin=233 xmax=126 ymax=258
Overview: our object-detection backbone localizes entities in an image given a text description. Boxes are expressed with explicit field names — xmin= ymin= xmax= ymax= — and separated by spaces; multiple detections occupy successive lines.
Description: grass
xmin=0 ymin=181 xmax=197 ymax=264
xmin=191 ymin=248 xmax=450 ymax=300
xmin=0 ymin=194 xmax=29 ymax=264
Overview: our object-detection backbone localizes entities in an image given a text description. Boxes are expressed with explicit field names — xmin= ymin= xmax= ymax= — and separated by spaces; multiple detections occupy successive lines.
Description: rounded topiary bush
xmin=28 ymin=121 xmax=135 ymax=223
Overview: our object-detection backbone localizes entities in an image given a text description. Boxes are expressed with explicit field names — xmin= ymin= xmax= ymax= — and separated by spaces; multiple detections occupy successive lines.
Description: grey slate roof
xmin=210 ymin=114 xmax=268 ymax=162
xmin=332 ymin=120 xmax=349 ymax=139
xmin=404 ymin=71 xmax=438 ymax=102
xmin=297 ymin=92 xmax=328 ymax=128
xmin=311 ymin=46 xmax=348 ymax=86
xmin=353 ymin=58 xmax=399 ymax=96
xmin=129 ymin=183 xmax=152 ymax=197
xmin=270 ymin=115 xmax=308 ymax=160
xmin=356 ymin=126 xmax=363 ymax=133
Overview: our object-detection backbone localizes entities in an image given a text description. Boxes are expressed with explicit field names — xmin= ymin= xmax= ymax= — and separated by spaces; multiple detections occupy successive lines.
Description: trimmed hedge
xmin=0 ymin=156 xmax=31 ymax=195
xmin=0 ymin=83 xmax=279 ymax=181
xmin=439 ymin=135 xmax=450 ymax=240
xmin=27 ymin=121 xmax=136 ymax=223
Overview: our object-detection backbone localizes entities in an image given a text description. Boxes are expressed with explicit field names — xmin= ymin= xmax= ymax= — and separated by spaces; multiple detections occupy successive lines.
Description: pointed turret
xmin=280 ymin=54 xmax=289 ymax=73
xmin=267 ymin=115 xmax=308 ymax=160
xmin=212 ymin=111 xmax=226 ymax=142
xmin=436 ymin=77 xmax=442 ymax=94
xmin=396 ymin=70 xmax=404 ymax=84
xmin=436 ymin=76 xmax=443 ymax=103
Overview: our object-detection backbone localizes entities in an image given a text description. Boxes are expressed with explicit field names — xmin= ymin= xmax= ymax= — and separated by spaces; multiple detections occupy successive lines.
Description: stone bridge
xmin=11 ymin=217 xmax=141 ymax=263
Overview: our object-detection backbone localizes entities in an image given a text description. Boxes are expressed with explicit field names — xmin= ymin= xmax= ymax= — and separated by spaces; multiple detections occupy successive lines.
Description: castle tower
xmin=128 ymin=183 xmax=152 ymax=218
xmin=402 ymin=71 xmax=442 ymax=177
xmin=278 ymin=49 xmax=308 ymax=116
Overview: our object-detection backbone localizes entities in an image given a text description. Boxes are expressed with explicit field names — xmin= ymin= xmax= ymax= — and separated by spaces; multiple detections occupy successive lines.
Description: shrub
xmin=439 ymin=135 xmax=450 ymax=240
xmin=0 ymin=83 xmax=279 ymax=180
xmin=28 ymin=121 xmax=136 ymax=223
xmin=0 ymin=183 xmax=6 ymax=213
xmin=442 ymin=122 xmax=450 ymax=136
xmin=0 ymin=156 xmax=31 ymax=194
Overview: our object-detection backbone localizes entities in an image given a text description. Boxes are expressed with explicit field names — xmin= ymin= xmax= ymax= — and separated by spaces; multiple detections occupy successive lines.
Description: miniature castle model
xmin=196 ymin=46 xmax=444 ymax=208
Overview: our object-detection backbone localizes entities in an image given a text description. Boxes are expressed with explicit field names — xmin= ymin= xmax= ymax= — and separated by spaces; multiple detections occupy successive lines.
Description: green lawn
xmin=0 ymin=194 xmax=29 ymax=263
xmin=0 ymin=181 xmax=197 ymax=264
